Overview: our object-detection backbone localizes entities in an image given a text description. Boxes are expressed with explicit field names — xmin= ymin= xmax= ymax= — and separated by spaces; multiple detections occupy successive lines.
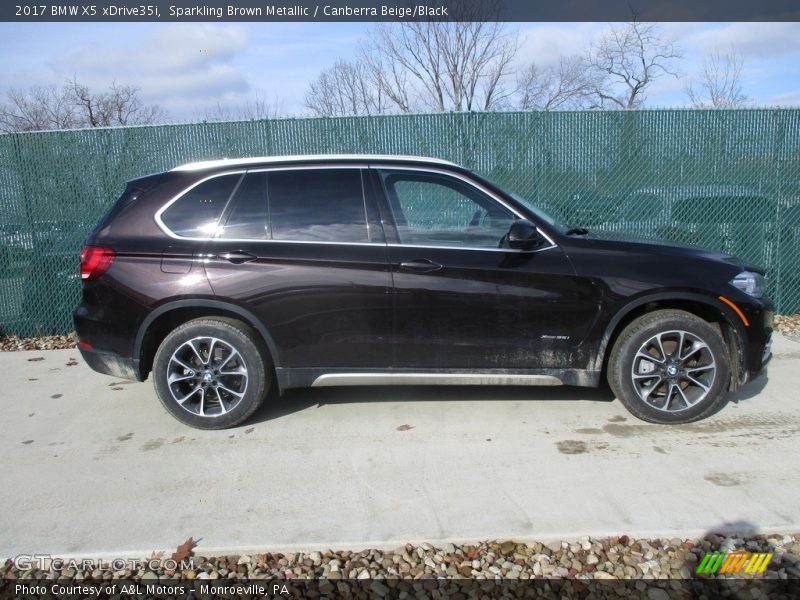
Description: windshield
xmin=469 ymin=172 xmax=572 ymax=233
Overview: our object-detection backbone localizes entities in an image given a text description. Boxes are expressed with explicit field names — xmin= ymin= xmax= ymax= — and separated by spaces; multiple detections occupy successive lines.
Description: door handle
xmin=218 ymin=250 xmax=257 ymax=264
xmin=399 ymin=259 xmax=443 ymax=273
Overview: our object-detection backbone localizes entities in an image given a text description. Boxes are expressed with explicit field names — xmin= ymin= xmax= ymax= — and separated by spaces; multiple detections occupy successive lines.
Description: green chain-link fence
xmin=1 ymin=109 xmax=798 ymax=336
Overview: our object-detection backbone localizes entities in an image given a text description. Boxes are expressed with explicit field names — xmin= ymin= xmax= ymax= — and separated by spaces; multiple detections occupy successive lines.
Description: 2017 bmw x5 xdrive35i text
xmin=74 ymin=155 xmax=772 ymax=428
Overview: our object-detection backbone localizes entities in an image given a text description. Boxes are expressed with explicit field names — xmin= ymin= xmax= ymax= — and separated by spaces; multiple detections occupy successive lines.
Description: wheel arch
xmin=596 ymin=292 xmax=748 ymax=390
xmin=134 ymin=299 xmax=281 ymax=383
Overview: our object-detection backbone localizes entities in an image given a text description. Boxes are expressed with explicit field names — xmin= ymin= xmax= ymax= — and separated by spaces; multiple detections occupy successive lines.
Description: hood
xmin=576 ymin=231 xmax=756 ymax=272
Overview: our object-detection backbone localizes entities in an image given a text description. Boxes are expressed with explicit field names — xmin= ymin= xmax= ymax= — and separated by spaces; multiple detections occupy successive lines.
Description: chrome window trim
xmin=154 ymin=165 xmax=371 ymax=242
xmin=154 ymin=163 xmax=559 ymax=253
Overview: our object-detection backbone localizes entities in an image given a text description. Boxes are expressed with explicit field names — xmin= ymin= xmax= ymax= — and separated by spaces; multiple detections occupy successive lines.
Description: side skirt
xmin=275 ymin=367 xmax=601 ymax=392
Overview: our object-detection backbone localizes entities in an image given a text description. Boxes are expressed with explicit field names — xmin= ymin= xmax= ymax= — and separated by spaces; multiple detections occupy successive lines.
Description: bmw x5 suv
xmin=74 ymin=155 xmax=773 ymax=429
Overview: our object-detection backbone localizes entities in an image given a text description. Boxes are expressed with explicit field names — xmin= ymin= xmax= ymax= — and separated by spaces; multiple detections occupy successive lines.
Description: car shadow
xmin=727 ymin=372 xmax=769 ymax=404
xmin=248 ymin=384 xmax=617 ymax=424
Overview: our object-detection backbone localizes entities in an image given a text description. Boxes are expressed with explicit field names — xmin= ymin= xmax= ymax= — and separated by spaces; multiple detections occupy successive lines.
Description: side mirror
xmin=507 ymin=219 xmax=541 ymax=250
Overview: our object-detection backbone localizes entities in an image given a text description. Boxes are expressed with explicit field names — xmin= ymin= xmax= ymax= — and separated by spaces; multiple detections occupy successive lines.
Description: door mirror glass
xmin=507 ymin=219 xmax=541 ymax=250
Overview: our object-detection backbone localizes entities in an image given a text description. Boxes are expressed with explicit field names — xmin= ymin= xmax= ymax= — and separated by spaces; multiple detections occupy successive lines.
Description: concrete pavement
xmin=1 ymin=336 xmax=799 ymax=559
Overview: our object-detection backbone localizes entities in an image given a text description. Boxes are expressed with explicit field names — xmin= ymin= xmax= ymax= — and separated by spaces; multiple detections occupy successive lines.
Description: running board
xmin=310 ymin=373 xmax=563 ymax=387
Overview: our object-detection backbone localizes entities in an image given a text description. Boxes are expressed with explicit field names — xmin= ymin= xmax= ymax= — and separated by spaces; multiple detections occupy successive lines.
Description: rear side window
xmin=220 ymin=173 xmax=267 ymax=239
xmin=268 ymin=169 xmax=369 ymax=242
xmin=161 ymin=174 xmax=241 ymax=238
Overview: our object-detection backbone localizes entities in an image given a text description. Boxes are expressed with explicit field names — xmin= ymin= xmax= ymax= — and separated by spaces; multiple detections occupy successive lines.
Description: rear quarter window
xmin=161 ymin=174 xmax=242 ymax=238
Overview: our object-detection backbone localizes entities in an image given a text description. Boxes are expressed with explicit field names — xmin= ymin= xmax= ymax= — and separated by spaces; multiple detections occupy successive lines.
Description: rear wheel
xmin=608 ymin=309 xmax=730 ymax=424
xmin=152 ymin=318 xmax=270 ymax=429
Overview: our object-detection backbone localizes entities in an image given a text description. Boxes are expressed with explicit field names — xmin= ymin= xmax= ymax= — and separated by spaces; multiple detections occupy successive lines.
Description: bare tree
xmin=0 ymin=85 xmax=77 ymax=132
xmin=68 ymin=78 xmax=166 ymax=127
xmin=204 ymin=92 xmax=283 ymax=121
xmin=686 ymin=49 xmax=749 ymax=108
xmin=588 ymin=21 xmax=681 ymax=109
xmin=359 ymin=49 xmax=414 ymax=113
xmin=0 ymin=79 xmax=166 ymax=132
xmin=517 ymin=56 xmax=598 ymax=111
xmin=360 ymin=21 xmax=519 ymax=113
xmin=305 ymin=59 xmax=388 ymax=117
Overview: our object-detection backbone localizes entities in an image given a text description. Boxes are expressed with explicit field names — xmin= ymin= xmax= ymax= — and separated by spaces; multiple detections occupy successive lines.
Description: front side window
xmin=268 ymin=169 xmax=369 ymax=242
xmin=378 ymin=170 xmax=515 ymax=248
xmin=161 ymin=174 xmax=241 ymax=238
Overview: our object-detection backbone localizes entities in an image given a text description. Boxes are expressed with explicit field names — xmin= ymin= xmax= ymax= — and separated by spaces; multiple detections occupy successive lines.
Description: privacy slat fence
xmin=1 ymin=109 xmax=798 ymax=336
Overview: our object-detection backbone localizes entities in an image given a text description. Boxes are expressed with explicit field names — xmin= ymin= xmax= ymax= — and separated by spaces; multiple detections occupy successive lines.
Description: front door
xmin=371 ymin=167 xmax=595 ymax=371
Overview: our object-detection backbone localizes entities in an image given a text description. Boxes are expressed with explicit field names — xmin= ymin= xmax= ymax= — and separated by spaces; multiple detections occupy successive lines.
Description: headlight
xmin=730 ymin=271 xmax=766 ymax=298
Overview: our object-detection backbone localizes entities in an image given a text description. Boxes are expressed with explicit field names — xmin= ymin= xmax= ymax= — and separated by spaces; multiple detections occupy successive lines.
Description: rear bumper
xmin=78 ymin=346 xmax=142 ymax=381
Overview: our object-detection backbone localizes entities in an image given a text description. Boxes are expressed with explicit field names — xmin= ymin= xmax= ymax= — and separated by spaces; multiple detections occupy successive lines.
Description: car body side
xmin=73 ymin=158 xmax=773 ymax=394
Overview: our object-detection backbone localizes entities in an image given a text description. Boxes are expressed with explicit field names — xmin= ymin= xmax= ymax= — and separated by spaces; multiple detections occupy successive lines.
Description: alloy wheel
xmin=166 ymin=336 xmax=248 ymax=417
xmin=630 ymin=329 xmax=717 ymax=413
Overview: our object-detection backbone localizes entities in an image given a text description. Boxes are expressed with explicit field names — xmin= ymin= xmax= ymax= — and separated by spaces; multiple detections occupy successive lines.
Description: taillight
xmin=80 ymin=246 xmax=115 ymax=282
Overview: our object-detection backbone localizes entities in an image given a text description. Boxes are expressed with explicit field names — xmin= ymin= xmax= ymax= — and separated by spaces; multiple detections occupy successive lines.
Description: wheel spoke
xmin=168 ymin=371 xmax=196 ymax=384
xmin=632 ymin=372 xmax=659 ymax=380
xmin=219 ymin=348 xmax=241 ymax=370
xmin=640 ymin=376 xmax=663 ymax=401
xmin=663 ymin=383 xmax=679 ymax=410
xmin=217 ymin=383 xmax=245 ymax=399
xmin=171 ymin=356 xmax=196 ymax=373
xmin=681 ymin=340 xmax=707 ymax=361
xmin=686 ymin=363 xmax=714 ymax=374
xmin=198 ymin=387 xmax=206 ymax=416
xmin=637 ymin=350 xmax=665 ymax=364
xmin=206 ymin=338 xmax=218 ymax=365
xmin=213 ymin=387 xmax=229 ymax=414
xmin=187 ymin=339 xmax=205 ymax=364
xmin=219 ymin=366 xmax=246 ymax=376
xmin=685 ymin=374 xmax=710 ymax=392
xmin=675 ymin=331 xmax=686 ymax=359
xmin=675 ymin=384 xmax=691 ymax=407
xmin=175 ymin=385 xmax=201 ymax=405
xmin=655 ymin=334 xmax=669 ymax=362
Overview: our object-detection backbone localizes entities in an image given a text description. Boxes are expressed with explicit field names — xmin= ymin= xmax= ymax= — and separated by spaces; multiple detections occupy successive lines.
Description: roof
xmin=171 ymin=154 xmax=458 ymax=172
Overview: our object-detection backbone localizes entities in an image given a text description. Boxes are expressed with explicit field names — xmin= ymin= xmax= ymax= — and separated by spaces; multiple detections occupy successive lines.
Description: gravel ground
xmin=3 ymin=314 xmax=799 ymax=352
xmin=774 ymin=314 xmax=800 ymax=342
xmin=0 ymin=332 xmax=76 ymax=351
xmin=3 ymin=534 xmax=799 ymax=581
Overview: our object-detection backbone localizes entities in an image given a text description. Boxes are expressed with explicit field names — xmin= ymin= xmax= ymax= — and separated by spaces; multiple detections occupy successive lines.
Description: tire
xmin=607 ymin=309 xmax=730 ymax=424
xmin=152 ymin=317 xmax=271 ymax=429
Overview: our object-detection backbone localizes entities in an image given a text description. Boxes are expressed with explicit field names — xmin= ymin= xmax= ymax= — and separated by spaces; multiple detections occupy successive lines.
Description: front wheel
xmin=608 ymin=309 xmax=731 ymax=424
xmin=152 ymin=318 xmax=271 ymax=429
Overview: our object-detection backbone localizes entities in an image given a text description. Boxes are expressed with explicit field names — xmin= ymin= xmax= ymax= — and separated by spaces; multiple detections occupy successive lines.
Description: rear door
xmin=371 ymin=166 xmax=595 ymax=371
xmin=202 ymin=166 xmax=392 ymax=369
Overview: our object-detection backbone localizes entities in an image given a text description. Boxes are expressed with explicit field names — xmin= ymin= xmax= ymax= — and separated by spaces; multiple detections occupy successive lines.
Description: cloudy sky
xmin=1 ymin=21 xmax=798 ymax=121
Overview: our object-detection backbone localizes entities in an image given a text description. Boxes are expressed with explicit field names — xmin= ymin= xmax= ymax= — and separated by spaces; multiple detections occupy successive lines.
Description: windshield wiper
xmin=565 ymin=226 xmax=589 ymax=236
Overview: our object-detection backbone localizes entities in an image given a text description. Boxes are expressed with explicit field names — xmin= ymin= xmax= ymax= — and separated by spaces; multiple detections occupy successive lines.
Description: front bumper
xmin=78 ymin=346 xmax=142 ymax=381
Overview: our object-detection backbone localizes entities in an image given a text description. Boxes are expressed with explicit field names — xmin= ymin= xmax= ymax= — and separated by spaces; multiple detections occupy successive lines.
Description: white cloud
xmin=515 ymin=23 xmax=605 ymax=67
xmin=681 ymin=22 xmax=800 ymax=59
xmin=768 ymin=90 xmax=800 ymax=106
xmin=54 ymin=24 xmax=252 ymax=117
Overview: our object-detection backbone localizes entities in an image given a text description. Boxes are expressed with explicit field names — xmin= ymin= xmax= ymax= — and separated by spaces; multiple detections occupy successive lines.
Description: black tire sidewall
xmin=152 ymin=319 xmax=268 ymax=429
xmin=613 ymin=314 xmax=730 ymax=424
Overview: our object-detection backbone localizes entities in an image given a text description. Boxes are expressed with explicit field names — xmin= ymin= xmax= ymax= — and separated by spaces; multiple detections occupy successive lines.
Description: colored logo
xmin=695 ymin=552 xmax=773 ymax=575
